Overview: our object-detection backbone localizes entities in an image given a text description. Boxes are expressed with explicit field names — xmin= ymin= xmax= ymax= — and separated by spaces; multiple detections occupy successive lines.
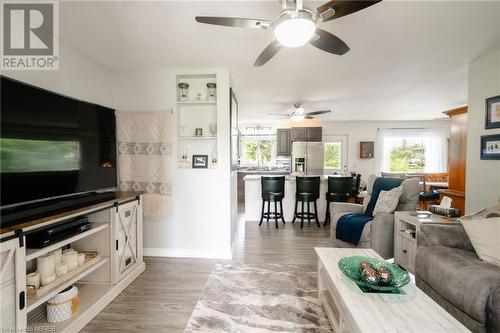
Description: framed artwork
xmin=230 ymin=88 xmax=239 ymax=170
xmin=480 ymin=134 xmax=500 ymax=160
xmin=359 ymin=141 xmax=374 ymax=159
xmin=192 ymin=154 xmax=208 ymax=168
xmin=485 ymin=95 xmax=500 ymax=129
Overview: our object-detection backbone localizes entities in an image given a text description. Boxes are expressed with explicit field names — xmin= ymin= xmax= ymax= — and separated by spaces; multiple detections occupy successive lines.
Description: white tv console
xmin=0 ymin=192 xmax=145 ymax=332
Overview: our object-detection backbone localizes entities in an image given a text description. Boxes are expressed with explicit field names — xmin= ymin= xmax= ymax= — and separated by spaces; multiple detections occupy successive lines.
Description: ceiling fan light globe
xmin=290 ymin=114 xmax=305 ymax=122
xmin=274 ymin=18 xmax=316 ymax=48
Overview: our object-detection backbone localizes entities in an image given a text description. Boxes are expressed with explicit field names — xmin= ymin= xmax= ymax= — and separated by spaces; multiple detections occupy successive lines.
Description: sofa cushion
xmin=373 ymin=185 xmax=402 ymax=215
xmin=461 ymin=217 xmax=500 ymax=267
xmin=395 ymin=177 xmax=419 ymax=211
xmin=416 ymin=245 xmax=500 ymax=324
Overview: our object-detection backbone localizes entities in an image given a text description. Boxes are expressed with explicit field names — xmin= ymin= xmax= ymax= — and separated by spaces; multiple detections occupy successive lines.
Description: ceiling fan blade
xmin=195 ymin=16 xmax=271 ymax=30
xmin=305 ymin=115 xmax=314 ymax=119
xmin=317 ymin=0 xmax=381 ymax=22
xmin=254 ymin=40 xmax=283 ymax=67
xmin=306 ymin=110 xmax=332 ymax=116
xmin=309 ymin=28 xmax=350 ymax=55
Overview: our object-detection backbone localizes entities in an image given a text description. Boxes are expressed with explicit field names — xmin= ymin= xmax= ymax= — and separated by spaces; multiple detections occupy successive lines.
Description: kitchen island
xmin=244 ymin=175 xmax=332 ymax=223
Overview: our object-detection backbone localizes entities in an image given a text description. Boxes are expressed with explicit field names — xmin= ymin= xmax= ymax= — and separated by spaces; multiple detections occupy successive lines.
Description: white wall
xmin=113 ymin=69 xmax=235 ymax=259
xmin=2 ymin=41 xmax=114 ymax=108
xmin=240 ymin=119 xmax=451 ymax=183
xmin=466 ymin=48 xmax=500 ymax=214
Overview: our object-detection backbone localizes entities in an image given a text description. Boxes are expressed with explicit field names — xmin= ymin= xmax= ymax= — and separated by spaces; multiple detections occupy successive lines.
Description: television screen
xmin=0 ymin=76 xmax=117 ymax=221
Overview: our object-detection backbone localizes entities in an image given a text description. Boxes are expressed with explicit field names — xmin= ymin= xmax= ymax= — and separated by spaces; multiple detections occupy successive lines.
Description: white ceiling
xmin=59 ymin=1 xmax=500 ymax=122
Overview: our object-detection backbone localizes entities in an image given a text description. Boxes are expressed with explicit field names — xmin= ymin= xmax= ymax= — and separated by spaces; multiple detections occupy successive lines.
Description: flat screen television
xmin=1 ymin=76 xmax=117 ymax=228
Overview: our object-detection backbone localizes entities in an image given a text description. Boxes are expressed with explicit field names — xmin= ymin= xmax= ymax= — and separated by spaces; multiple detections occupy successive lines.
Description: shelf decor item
xmin=26 ymin=272 xmax=40 ymax=289
xmin=480 ymin=134 xmax=500 ymax=160
xmin=55 ymin=263 xmax=68 ymax=276
xmin=195 ymin=128 xmax=203 ymax=137
xmin=485 ymin=95 xmax=500 ymax=129
xmin=192 ymin=154 xmax=208 ymax=168
xmin=62 ymin=250 xmax=78 ymax=271
xmin=209 ymin=123 xmax=217 ymax=137
xmin=207 ymin=82 xmax=217 ymax=101
xmin=338 ymin=256 xmax=410 ymax=293
xmin=360 ymin=141 xmax=374 ymax=159
xmin=37 ymin=253 xmax=55 ymax=280
xmin=46 ymin=285 xmax=79 ymax=323
xmin=178 ymin=82 xmax=189 ymax=101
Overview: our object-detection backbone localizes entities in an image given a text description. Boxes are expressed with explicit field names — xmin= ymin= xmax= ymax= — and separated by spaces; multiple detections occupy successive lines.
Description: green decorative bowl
xmin=338 ymin=256 xmax=410 ymax=292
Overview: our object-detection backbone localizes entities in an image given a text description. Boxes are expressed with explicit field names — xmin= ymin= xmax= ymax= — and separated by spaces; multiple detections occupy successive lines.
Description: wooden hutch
xmin=440 ymin=106 xmax=468 ymax=214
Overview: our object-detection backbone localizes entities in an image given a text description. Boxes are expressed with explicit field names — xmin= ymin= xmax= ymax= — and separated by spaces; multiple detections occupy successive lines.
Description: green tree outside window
xmin=324 ymin=142 xmax=342 ymax=169
xmin=389 ymin=139 xmax=425 ymax=172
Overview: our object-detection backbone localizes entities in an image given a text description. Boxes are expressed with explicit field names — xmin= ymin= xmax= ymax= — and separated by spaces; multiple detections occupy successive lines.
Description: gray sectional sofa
xmin=415 ymin=223 xmax=500 ymax=332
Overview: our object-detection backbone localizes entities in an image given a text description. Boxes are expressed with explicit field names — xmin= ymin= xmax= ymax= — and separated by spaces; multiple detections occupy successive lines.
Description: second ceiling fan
xmin=196 ymin=0 xmax=381 ymax=66
xmin=269 ymin=103 xmax=331 ymax=122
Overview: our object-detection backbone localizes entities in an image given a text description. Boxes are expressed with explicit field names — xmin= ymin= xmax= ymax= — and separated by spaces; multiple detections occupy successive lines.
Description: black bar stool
xmin=259 ymin=176 xmax=286 ymax=229
xmin=323 ymin=176 xmax=353 ymax=227
xmin=292 ymin=176 xmax=320 ymax=228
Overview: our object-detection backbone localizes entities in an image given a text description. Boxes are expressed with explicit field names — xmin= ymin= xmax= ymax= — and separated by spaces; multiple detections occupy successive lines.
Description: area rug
xmin=184 ymin=262 xmax=332 ymax=333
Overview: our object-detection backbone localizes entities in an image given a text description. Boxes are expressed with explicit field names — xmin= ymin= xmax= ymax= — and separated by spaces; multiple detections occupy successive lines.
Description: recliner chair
xmin=329 ymin=175 xmax=420 ymax=259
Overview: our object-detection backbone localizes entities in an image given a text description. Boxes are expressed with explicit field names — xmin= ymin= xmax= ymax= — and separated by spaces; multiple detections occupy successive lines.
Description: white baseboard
xmin=144 ymin=247 xmax=232 ymax=260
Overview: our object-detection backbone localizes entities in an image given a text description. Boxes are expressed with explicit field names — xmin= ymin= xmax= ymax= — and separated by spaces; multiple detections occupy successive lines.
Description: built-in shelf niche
xmin=176 ymin=73 xmax=218 ymax=169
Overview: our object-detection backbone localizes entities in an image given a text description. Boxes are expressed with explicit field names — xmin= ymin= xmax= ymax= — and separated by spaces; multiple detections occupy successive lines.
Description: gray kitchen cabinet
xmin=276 ymin=129 xmax=291 ymax=156
xmin=291 ymin=127 xmax=307 ymax=141
xmin=291 ymin=127 xmax=322 ymax=142
xmin=306 ymin=127 xmax=322 ymax=141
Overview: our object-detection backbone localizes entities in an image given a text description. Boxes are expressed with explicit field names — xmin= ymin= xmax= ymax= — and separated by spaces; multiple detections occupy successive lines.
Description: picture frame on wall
xmin=480 ymin=134 xmax=500 ymax=160
xmin=485 ymin=95 xmax=500 ymax=129
xmin=192 ymin=154 xmax=209 ymax=168
xmin=359 ymin=141 xmax=375 ymax=159
xmin=230 ymin=88 xmax=239 ymax=170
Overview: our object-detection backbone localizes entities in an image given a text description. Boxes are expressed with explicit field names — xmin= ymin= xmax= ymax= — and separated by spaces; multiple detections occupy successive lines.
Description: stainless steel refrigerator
xmin=292 ymin=142 xmax=324 ymax=175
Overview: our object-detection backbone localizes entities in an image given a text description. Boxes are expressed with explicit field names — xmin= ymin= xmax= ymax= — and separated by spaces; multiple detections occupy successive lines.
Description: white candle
xmin=77 ymin=253 xmax=85 ymax=266
xmin=26 ymin=272 xmax=40 ymax=289
xmin=37 ymin=253 xmax=55 ymax=278
xmin=53 ymin=248 xmax=62 ymax=264
xmin=41 ymin=274 xmax=55 ymax=286
xmin=55 ymin=263 xmax=67 ymax=276
xmin=62 ymin=252 xmax=78 ymax=271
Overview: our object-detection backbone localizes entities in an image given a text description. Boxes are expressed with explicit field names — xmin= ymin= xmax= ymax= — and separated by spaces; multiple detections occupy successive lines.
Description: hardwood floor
xmin=82 ymin=218 xmax=332 ymax=332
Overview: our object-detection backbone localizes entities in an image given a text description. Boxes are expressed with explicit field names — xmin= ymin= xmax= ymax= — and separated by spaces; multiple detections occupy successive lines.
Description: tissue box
xmin=429 ymin=205 xmax=461 ymax=217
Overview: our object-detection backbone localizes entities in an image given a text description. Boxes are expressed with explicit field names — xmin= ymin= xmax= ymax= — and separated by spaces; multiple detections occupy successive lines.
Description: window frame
xmin=323 ymin=135 xmax=348 ymax=175
xmin=239 ymin=135 xmax=277 ymax=167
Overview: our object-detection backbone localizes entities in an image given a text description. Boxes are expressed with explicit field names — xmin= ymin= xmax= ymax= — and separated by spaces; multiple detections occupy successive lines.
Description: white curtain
xmin=376 ymin=128 xmax=447 ymax=173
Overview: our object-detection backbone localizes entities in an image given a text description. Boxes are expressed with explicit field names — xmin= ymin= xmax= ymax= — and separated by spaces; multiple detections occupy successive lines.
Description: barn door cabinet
xmin=0 ymin=192 xmax=145 ymax=333
xmin=0 ymin=236 xmax=27 ymax=331
xmin=112 ymin=200 xmax=143 ymax=283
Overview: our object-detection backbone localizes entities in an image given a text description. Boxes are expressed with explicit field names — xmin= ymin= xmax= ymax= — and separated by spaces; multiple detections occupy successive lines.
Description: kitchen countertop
xmin=243 ymin=174 xmax=335 ymax=182
xmin=238 ymin=169 xmax=291 ymax=174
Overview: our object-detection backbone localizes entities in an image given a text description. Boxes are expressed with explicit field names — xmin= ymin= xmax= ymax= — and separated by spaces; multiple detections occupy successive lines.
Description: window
xmin=324 ymin=142 xmax=342 ymax=170
xmin=377 ymin=128 xmax=447 ymax=173
xmin=323 ymin=135 xmax=347 ymax=174
xmin=240 ymin=136 xmax=276 ymax=167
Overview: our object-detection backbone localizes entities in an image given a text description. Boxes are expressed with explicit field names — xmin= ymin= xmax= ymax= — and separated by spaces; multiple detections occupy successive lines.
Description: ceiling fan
xmin=269 ymin=103 xmax=331 ymax=121
xmin=195 ymin=0 xmax=381 ymax=66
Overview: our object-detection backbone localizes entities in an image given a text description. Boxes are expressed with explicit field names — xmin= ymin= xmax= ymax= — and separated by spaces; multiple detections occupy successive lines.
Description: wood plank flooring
xmin=82 ymin=218 xmax=333 ymax=332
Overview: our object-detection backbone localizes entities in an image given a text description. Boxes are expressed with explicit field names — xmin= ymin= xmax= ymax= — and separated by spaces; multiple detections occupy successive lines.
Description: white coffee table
xmin=315 ymin=248 xmax=470 ymax=333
